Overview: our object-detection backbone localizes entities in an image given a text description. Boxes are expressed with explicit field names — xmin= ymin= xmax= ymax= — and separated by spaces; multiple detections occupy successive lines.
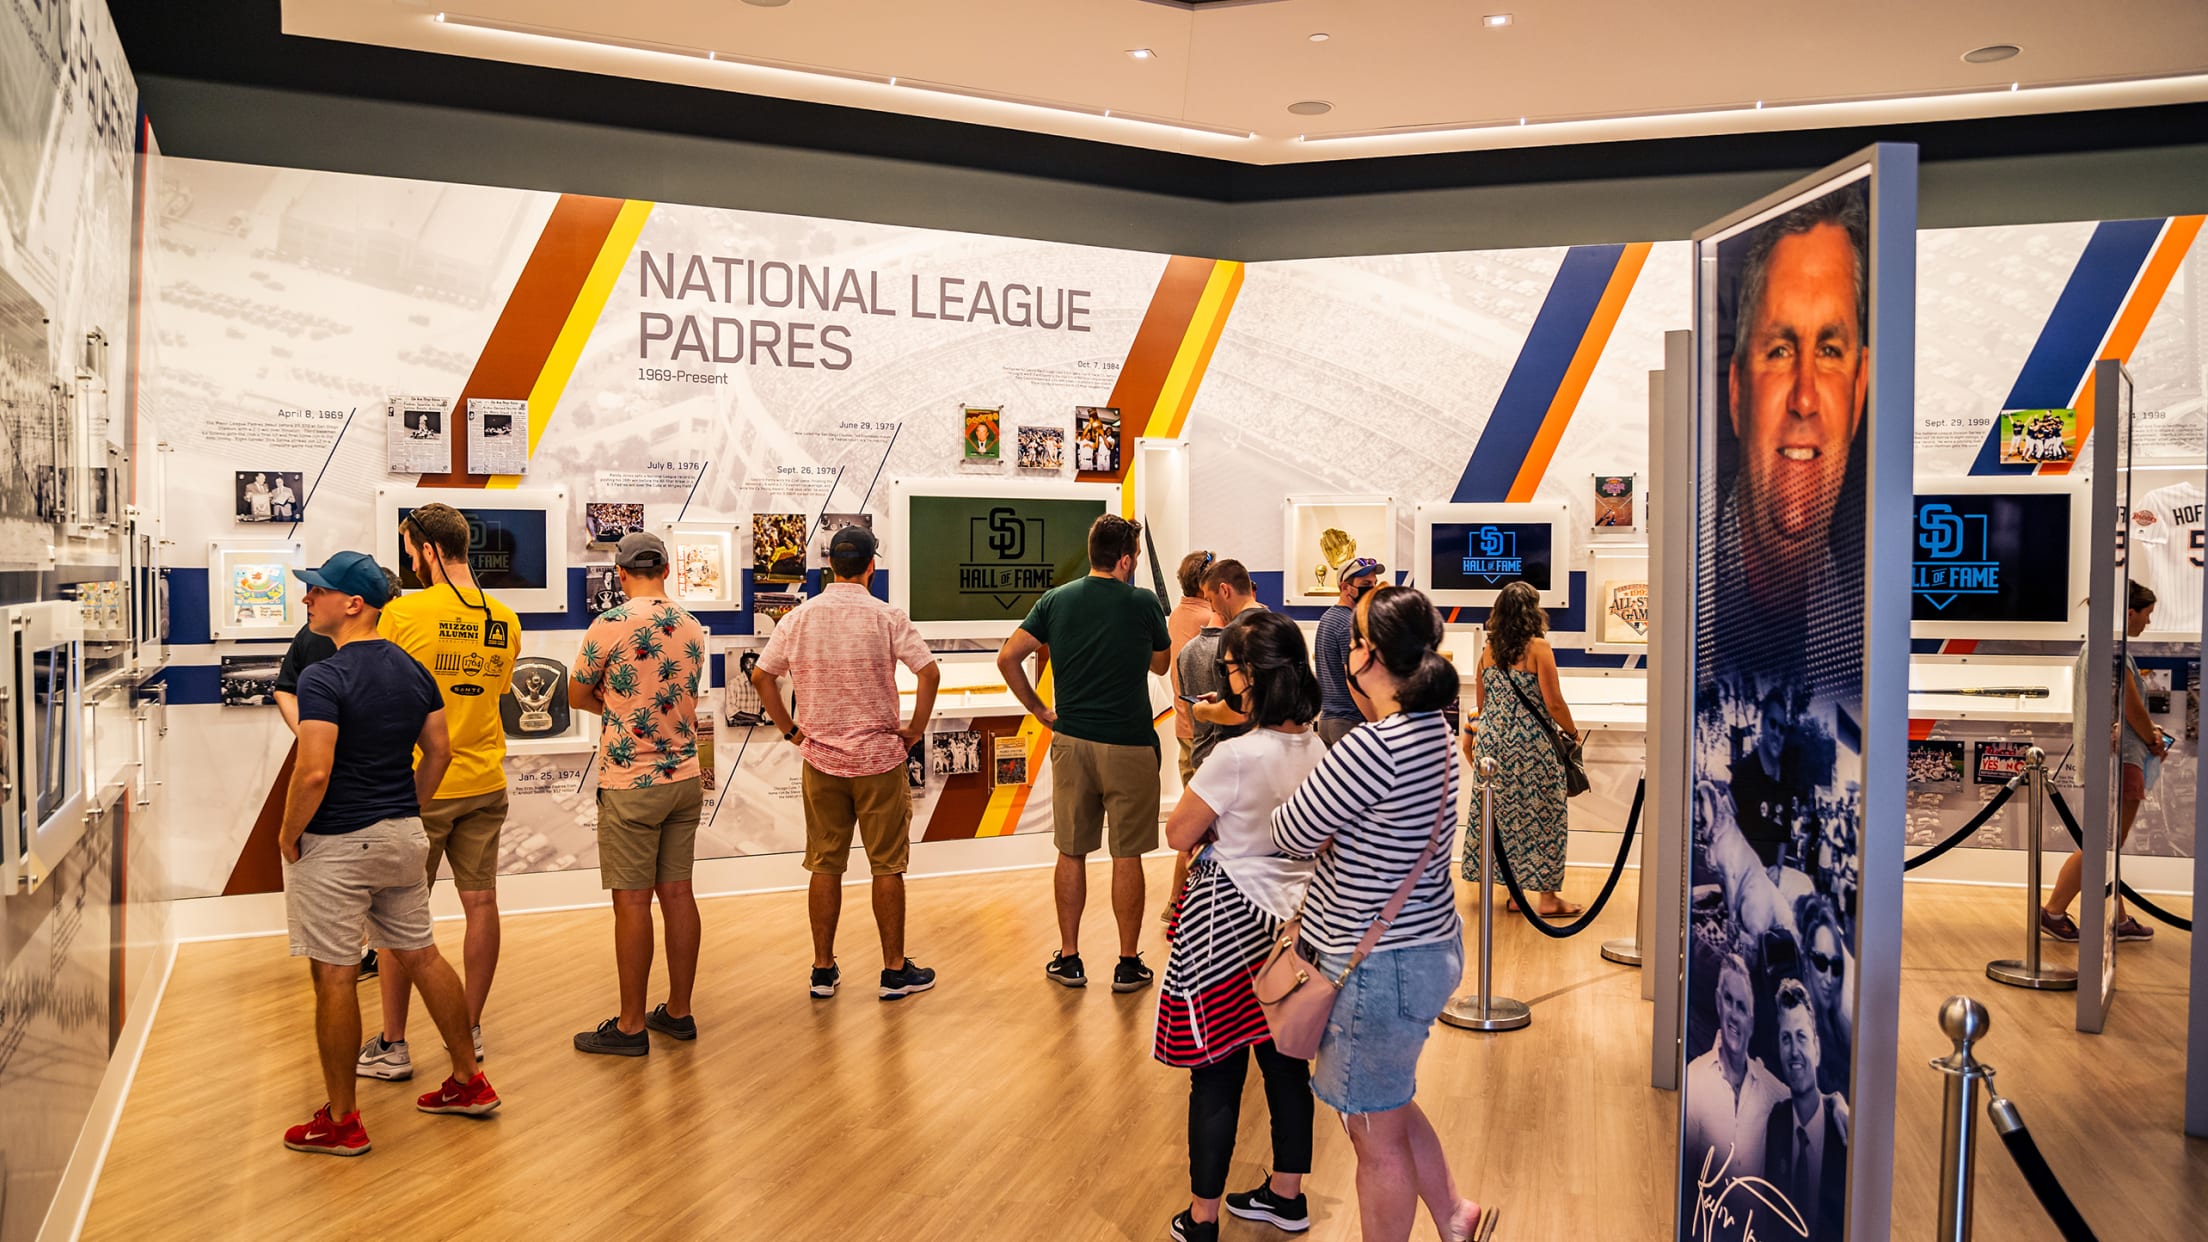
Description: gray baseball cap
xmin=614 ymin=531 xmax=668 ymax=571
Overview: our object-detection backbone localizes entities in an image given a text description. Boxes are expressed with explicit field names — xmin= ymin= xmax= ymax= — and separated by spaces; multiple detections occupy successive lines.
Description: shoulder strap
xmin=1343 ymin=720 xmax=1456 ymax=971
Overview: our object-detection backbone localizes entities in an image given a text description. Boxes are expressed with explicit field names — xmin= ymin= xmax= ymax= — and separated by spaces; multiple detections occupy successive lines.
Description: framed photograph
xmin=930 ymin=729 xmax=983 ymax=777
xmin=1017 ymin=425 xmax=1066 ymax=471
xmin=585 ymin=502 xmax=646 ymax=548
xmin=889 ymin=478 xmax=1120 ymax=639
xmin=234 ymin=471 xmax=306 ymax=524
xmin=665 ymin=521 xmax=740 ymax=606
xmin=962 ymin=405 xmax=1002 ymax=462
xmin=718 ymin=635 xmax=773 ymax=728
xmin=906 ymin=740 xmax=927 ymax=790
xmin=1593 ymin=474 xmax=1638 ymax=531
xmin=1412 ymin=501 xmax=1569 ymax=609
xmin=208 ymin=540 xmax=305 ymax=640
xmin=375 ymin=486 xmax=571 ymax=614
xmin=219 ymin=653 xmax=283 ymax=707
xmin=1998 ymin=408 xmax=2078 ymax=466
xmin=583 ymin=564 xmax=626 ymax=618
xmin=752 ymin=513 xmax=809 ymax=585
xmin=1973 ymin=739 xmax=2033 ymax=785
xmin=386 ymin=395 xmax=449 ymax=474
xmin=1074 ymin=405 xmax=1122 ymax=474
xmin=1285 ymin=495 xmax=1397 ymax=599
xmin=1906 ymin=739 xmax=1965 ymax=786
xmin=1909 ymin=478 xmax=2088 ymax=641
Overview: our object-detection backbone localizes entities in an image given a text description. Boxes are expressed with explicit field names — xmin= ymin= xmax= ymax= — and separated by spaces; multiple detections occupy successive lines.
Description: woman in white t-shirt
xmin=1154 ymin=610 xmax=1327 ymax=1242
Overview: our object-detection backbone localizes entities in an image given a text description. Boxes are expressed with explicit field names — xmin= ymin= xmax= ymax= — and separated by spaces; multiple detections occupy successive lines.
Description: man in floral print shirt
xmin=567 ymin=532 xmax=710 ymax=1057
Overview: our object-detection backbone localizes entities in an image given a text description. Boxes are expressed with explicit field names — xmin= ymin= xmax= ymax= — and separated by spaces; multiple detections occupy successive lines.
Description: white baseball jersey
xmin=2130 ymin=479 xmax=2205 ymax=633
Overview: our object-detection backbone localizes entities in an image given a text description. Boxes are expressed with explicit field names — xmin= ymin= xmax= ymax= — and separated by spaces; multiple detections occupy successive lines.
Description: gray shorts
xmin=284 ymin=817 xmax=436 ymax=965
xmin=1318 ymin=716 xmax=1361 ymax=748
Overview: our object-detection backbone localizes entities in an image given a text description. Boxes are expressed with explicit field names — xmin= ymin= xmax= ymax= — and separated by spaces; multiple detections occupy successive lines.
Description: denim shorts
xmin=1308 ymin=938 xmax=1464 ymax=1116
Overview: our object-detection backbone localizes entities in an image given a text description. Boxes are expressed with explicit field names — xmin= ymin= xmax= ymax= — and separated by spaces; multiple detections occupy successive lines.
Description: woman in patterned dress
xmin=1154 ymin=611 xmax=1327 ymax=1242
xmin=1462 ymin=580 xmax=1581 ymax=918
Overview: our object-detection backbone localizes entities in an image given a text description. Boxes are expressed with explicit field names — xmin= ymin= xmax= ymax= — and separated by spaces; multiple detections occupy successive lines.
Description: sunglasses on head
xmin=1776 ymin=978 xmax=1811 ymax=1010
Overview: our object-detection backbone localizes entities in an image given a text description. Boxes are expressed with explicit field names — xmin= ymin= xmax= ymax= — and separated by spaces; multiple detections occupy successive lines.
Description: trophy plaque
xmin=501 ymin=656 xmax=573 ymax=739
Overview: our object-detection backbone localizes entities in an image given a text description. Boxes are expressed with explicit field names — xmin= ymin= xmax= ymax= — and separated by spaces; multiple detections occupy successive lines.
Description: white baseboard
xmin=174 ymin=831 xmax=1079 ymax=942
xmin=38 ymin=939 xmax=178 ymax=1242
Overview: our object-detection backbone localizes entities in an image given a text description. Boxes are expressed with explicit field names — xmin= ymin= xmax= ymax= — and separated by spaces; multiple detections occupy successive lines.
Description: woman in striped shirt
xmin=1272 ymin=586 xmax=1495 ymax=1242
xmin=1155 ymin=611 xmax=1327 ymax=1242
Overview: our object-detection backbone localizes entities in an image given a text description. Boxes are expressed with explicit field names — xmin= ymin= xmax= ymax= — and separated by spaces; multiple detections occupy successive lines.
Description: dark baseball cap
xmin=295 ymin=550 xmax=393 ymax=606
xmin=828 ymin=524 xmax=877 ymax=562
xmin=615 ymin=531 xmax=668 ymax=571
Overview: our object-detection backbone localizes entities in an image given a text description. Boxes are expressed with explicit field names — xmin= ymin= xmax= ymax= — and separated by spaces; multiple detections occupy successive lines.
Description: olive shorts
xmin=596 ymin=778 xmax=704 ymax=890
xmin=801 ymin=763 xmax=912 ymax=877
xmin=1049 ymin=734 xmax=1161 ymax=859
xmin=422 ymin=788 xmax=509 ymax=892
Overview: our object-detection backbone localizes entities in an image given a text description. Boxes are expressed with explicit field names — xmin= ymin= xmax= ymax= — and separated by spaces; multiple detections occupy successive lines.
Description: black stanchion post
xmin=1442 ymin=756 xmax=1531 ymax=1032
xmin=1929 ymin=996 xmax=1995 ymax=1242
xmin=1987 ymin=747 xmax=2078 ymax=991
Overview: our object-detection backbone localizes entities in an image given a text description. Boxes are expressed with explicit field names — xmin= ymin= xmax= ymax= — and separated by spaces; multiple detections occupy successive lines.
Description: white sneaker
xmin=355 ymin=1034 xmax=412 ymax=1080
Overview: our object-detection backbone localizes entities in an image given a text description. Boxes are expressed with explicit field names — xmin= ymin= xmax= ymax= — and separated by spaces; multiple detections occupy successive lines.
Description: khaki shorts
xmin=423 ymin=788 xmax=509 ymax=891
xmin=284 ymin=817 xmax=436 ymax=965
xmin=1050 ymin=734 xmax=1161 ymax=859
xmin=597 ymin=779 xmax=704 ymax=890
xmin=801 ymin=763 xmax=912 ymax=876
xmin=1176 ymin=736 xmax=1196 ymax=787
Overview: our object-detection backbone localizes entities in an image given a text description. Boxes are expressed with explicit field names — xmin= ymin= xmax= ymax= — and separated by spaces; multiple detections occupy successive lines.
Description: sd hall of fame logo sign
xmin=961 ymin=505 xmax=1058 ymax=611
xmin=1913 ymin=501 xmax=1998 ymax=612
xmin=1462 ymin=525 xmax=1525 ymax=585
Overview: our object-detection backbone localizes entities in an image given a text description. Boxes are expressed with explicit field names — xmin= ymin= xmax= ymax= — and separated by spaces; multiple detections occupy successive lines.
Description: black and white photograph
xmin=219 ymin=654 xmax=283 ymax=706
xmin=233 ymin=470 xmax=305 ymax=523
xmin=720 ymin=637 xmax=769 ymax=727
xmin=584 ymin=564 xmax=625 ymax=618
xmin=929 ymin=728 xmax=982 ymax=777
xmin=906 ymin=740 xmax=927 ymax=791
xmin=1683 ymin=175 xmax=1871 ymax=1242
xmin=813 ymin=512 xmax=875 ymax=567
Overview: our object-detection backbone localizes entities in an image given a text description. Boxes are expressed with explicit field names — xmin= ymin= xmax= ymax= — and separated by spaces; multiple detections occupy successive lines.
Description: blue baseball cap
xmin=295 ymin=550 xmax=393 ymax=607
xmin=1341 ymin=557 xmax=1385 ymax=584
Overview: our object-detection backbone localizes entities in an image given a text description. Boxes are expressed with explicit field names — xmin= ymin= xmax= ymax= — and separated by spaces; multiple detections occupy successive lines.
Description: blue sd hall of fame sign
xmin=1912 ymin=502 xmax=1997 ymax=611
xmin=1463 ymin=524 xmax=1526 ymax=583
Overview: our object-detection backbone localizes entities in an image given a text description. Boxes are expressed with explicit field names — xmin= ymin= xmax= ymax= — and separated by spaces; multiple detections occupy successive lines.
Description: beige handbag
xmin=1252 ymin=795 xmax=1453 ymax=1059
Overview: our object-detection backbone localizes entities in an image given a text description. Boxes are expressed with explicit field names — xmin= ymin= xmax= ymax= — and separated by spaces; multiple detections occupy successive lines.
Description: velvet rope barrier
xmin=2044 ymin=789 xmax=2193 ymax=933
xmin=1476 ymin=778 xmax=1642 ymax=940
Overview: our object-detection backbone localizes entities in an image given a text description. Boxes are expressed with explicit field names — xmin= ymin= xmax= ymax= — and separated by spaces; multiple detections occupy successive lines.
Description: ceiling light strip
xmin=1296 ymin=70 xmax=2208 ymax=143
xmin=430 ymin=10 xmax=1250 ymax=140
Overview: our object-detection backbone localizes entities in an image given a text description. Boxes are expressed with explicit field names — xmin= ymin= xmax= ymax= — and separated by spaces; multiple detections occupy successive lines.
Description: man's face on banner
xmin=1729 ymin=221 xmax=1868 ymax=549
xmin=1717 ymin=963 xmax=1754 ymax=1060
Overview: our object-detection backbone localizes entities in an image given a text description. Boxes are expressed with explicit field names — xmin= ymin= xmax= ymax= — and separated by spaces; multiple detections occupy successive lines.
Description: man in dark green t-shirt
xmin=997 ymin=514 xmax=1170 ymax=993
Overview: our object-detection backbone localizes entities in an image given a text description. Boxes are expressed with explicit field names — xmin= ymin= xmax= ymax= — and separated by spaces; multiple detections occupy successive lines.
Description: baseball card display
xmin=2128 ymin=477 xmax=2204 ymax=633
xmin=962 ymin=405 xmax=1002 ymax=461
xmin=466 ymin=397 xmax=530 ymax=475
xmin=1592 ymin=474 xmax=1636 ymax=529
xmin=993 ymin=734 xmax=1029 ymax=787
xmin=1600 ymin=579 xmax=1650 ymax=643
xmin=1017 ymin=425 xmax=1066 ymax=471
xmin=386 ymin=394 xmax=449 ymax=473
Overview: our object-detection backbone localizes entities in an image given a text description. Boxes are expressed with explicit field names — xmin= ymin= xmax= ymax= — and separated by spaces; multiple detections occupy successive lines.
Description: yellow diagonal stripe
xmin=491 ymin=198 xmax=656 ymax=489
xmin=1122 ymin=259 xmax=1245 ymax=517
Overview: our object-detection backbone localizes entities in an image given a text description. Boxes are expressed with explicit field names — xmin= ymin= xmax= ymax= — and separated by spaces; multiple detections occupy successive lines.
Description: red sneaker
xmin=283 ymin=1104 xmax=370 ymax=1156
xmin=417 ymin=1073 xmax=501 ymax=1116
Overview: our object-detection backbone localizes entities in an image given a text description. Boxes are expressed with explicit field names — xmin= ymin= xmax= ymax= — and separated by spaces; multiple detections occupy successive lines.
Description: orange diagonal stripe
xmin=2047 ymin=215 xmax=2203 ymax=476
xmin=1507 ymin=242 xmax=1652 ymax=502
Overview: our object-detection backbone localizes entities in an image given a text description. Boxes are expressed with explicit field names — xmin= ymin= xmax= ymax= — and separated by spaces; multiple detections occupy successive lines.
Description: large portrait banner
xmin=1679 ymin=146 xmax=1915 ymax=1242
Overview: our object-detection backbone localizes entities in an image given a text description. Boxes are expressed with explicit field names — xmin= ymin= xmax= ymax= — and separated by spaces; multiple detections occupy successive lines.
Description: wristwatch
xmin=784 ymin=726 xmax=799 ymax=740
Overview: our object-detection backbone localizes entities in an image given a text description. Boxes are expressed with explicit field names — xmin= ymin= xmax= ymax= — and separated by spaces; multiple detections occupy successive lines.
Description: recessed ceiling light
xmin=741 ymin=0 xmax=793 ymax=7
xmin=1483 ymin=14 xmax=1513 ymax=28
xmin=1963 ymin=44 xmax=2020 ymax=63
xmin=1287 ymin=100 xmax=1333 ymax=116
xmin=1308 ymin=32 xmax=1330 ymax=42
xmin=1127 ymin=48 xmax=1156 ymax=60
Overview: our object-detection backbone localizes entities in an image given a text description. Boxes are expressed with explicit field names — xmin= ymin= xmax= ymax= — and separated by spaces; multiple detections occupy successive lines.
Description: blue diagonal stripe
xmin=1453 ymin=245 xmax=1626 ymax=502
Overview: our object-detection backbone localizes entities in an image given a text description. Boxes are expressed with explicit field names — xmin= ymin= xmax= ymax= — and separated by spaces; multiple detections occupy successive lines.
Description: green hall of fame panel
xmin=903 ymin=493 xmax=1110 ymax=627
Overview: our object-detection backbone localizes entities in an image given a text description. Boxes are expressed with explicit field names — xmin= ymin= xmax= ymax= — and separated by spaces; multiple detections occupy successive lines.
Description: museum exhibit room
xmin=5 ymin=0 xmax=2208 ymax=1238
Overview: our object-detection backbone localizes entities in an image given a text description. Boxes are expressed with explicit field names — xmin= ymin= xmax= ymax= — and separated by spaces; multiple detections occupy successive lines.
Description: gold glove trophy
xmin=1314 ymin=527 xmax=1356 ymax=594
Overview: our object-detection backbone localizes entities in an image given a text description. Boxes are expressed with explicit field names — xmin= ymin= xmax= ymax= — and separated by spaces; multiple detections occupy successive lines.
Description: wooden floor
xmin=87 ymin=863 xmax=2202 ymax=1241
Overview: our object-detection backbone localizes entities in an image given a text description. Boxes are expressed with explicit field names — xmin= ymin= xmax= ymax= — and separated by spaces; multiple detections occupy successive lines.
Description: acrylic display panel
xmin=207 ymin=540 xmax=304 ymax=640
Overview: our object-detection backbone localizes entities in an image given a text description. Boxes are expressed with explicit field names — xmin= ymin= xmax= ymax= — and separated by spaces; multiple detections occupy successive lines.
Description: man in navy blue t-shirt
xmin=1315 ymin=557 xmax=1384 ymax=747
xmin=277 ymin=551 xmax=501 ymax=1156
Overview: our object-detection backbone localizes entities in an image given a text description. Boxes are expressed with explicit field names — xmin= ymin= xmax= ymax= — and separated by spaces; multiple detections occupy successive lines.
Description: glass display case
xmin=4 ymin=600 xmax=86 ymax=894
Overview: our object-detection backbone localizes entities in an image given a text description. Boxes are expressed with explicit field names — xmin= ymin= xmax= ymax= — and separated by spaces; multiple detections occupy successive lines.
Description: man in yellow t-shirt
xmin=356 ymin=501 xmax=521 ymax=1083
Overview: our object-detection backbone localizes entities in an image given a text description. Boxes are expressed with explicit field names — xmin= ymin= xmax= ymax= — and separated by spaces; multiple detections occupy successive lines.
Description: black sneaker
xmin=645 ymin=1003 xmax=697 ymax=1040
xmin=810 ymin=964 xmax=841 ymax=998
xmin=1226 ymin=1178 xmax=1312 ymax=1233
xmin=358 ymin=949 xmax=379 ymax=979
xmin=1113 ymin=953 xmax=1155 ymax=993
xmin=1045 ymin=951 xmax=1086 ymax=988
xmin=573 ymin=1018 xmax=649 ymax=1057
xmin=1169 ymin=1209 xmax=1218 ymax=1242
xmin=879 ymin=959 xmax=937 ymax=1000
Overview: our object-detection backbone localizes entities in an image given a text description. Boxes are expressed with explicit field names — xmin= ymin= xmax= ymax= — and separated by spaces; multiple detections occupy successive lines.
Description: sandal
xmin=1536 ymin=902 xmax=1584 ymax=920
xmin=1450 ymin=1201 xmax=1500 ymax=1241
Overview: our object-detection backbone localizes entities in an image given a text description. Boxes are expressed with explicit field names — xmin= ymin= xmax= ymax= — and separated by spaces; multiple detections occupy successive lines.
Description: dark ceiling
xmin=107 ymin=0 xmax=2208 ymax=203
